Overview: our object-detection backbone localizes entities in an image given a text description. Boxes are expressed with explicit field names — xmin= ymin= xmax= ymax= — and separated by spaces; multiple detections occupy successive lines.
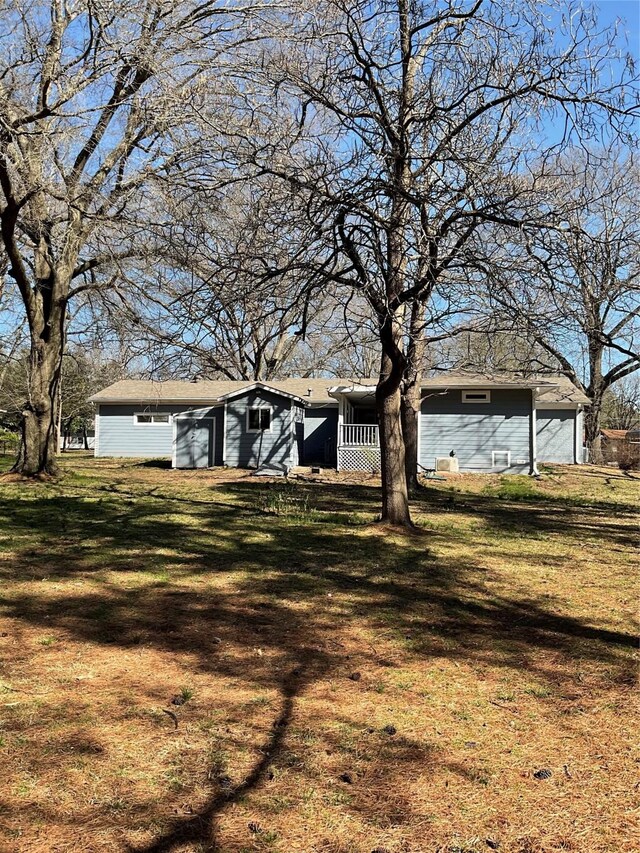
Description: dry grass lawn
xmin=0 ymin=456 xmax=637 ymax=853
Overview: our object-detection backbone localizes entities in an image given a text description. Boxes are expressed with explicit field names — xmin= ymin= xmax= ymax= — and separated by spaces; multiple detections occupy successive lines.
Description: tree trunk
xmin=402 ymin=300 xmax=427 ymax=494
xmin=401 ymin=383 xmax=420 ymax=494
xmin=584 ymin=387 xmax=604 ymax=464
xmin=12 ymin=281 xmax=66 ymax=476
xmin=15 ymin=338 xmax=62 ymax=476
xmin=376 ymin=316 xmax=412 ymax=527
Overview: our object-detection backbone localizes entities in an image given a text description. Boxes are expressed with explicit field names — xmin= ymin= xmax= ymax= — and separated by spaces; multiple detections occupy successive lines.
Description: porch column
xmin=337 ymin=395 xmax=344 ymax=472
xmin=529 ymin=388 xmax=539 ymax=475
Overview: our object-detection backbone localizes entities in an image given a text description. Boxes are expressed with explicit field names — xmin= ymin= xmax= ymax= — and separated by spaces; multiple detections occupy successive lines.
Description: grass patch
xmin=0 ymin=457 xmax=636 ymax=852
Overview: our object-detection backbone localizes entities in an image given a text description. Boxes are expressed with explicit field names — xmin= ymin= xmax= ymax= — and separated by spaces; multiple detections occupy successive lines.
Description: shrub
xmin=617 ymin=443 xmax=640 ymax=471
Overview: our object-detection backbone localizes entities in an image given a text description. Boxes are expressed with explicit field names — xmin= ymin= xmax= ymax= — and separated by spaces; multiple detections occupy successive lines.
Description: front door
xmin=175 ymin=418 xmax=213 ymax=468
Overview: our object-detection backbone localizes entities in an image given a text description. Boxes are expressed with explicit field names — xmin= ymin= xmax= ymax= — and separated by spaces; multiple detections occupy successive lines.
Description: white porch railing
xmin=339 ymin=424 xmax=379 ymax=446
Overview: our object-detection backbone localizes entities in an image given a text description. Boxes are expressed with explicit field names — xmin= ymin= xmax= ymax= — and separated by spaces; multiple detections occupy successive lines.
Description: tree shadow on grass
xmin=0 ymin=483 xmax=636 ymax=851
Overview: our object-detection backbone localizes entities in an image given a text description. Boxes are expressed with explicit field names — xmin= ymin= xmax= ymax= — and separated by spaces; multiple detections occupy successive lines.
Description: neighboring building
xmin=89 ymin=373 xmax=589 ymax=475
xmin=600 ymin=428 xmax=640 ymax=465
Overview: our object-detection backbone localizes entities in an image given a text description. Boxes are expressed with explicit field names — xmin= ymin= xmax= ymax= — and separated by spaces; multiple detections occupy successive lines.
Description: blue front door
xmin=175 ymin=418 xmax=213 ymax=468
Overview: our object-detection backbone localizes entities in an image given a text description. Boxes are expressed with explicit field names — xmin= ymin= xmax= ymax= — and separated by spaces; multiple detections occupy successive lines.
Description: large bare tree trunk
xmin=402 ymin=300 xmax=427 ymax=494
xmin=584 ymin=384 xmax=604 ymax=464
xmin=376 ymin=315 xmax=412 ymax=527
xmin=16 ymin=319 xmax=64 ymax=476
xmin=401 ymin=382 xmax=420 ymax=494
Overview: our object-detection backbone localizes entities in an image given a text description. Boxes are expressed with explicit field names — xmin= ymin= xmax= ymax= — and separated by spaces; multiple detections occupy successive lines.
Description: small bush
xmin=617 ymin=443 xmax=640 ymax=471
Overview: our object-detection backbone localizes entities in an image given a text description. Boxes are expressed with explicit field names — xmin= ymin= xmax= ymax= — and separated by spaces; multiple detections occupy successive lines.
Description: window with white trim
xmin=247 ymin=407 xmax=272 ymax=432
xmin=462 ymin=390 xmax=491 ymax=403
xmin=492 ymin=450 xmax=511 ymax=468
xmin=134 ymin=412 xmax=172 ymax=425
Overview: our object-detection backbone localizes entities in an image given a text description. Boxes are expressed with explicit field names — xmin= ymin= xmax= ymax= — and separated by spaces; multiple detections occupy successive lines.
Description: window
xmin=492 ymin=450 xmax=511 ymax=468
xmin=247 ymin=407 xmax=272 ymax=432
xmin=462 ymin=390 xmax=491 ymax=403
xmin=134 ymin=412 xmax=172 ymax=425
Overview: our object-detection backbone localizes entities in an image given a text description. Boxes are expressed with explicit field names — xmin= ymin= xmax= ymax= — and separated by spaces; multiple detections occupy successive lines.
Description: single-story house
xmin=89 ymin=373 xmax=589 ymax=475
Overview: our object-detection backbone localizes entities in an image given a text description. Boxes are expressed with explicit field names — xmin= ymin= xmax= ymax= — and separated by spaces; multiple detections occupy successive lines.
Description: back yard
xmin=0 ymin=457 xmax=637 ymax=853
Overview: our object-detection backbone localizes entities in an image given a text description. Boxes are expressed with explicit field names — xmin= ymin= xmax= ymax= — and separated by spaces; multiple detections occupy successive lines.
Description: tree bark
xmin=402 ymin=300 xmax=427 ymax=494
xmin=401 ymin=381 xmax=421 ymax=494
xmin=376 ymin=314 xmax=412 ymax=527
xmin=584 ymin=385 xmax=604 ymax=464
xmin=16 ymin=331 xmax=64 ymax=476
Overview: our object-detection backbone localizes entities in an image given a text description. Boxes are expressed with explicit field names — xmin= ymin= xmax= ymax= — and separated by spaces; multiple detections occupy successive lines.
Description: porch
xmin=332 ymin=384 xmax=381 ymax=472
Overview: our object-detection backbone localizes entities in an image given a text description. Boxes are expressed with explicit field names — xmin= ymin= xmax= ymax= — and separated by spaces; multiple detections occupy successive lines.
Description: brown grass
xmin=0 ymin=456 xmax=637 ymax=853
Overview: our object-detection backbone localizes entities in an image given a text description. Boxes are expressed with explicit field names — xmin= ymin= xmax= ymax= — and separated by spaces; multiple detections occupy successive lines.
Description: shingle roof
xmin=601 ymin=429 xmax=629 ymax=440
xmin=89 ymin=373 xmax=589 ymax=406
xmin=89 ymin=377 xmax=375 ymax=406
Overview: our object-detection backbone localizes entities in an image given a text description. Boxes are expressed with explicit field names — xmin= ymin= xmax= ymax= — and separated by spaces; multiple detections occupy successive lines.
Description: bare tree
xmin=488 ymin=149 xmax=640 ymax=461
xmin=601 ymin=375 xmax=640 ymax=432
xmin=236 ymin=0 xmax=637 ymax=524
xmin=0 ymin=0 xmax=261 ymax=474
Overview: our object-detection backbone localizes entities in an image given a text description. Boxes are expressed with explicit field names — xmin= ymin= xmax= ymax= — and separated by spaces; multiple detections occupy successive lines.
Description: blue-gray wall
xmin=96 ymin=403 xmax=224 ymax=463
xmin=303 ymin=406 xmax=338 ymax=464
xmin=419 ymin=389 xmax=531 ymax=473
xmin=224 ymin=389 xmax=294 ymax=472
xmin=537 ymin=409 xmax=576 ymax=464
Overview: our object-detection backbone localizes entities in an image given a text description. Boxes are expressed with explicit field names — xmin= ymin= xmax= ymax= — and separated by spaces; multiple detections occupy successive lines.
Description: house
xmin=89 ymin=373 xmax=589 ymax=474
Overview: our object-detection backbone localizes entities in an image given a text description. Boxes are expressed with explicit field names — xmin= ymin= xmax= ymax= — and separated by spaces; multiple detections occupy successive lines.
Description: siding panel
xmin=536 ymin=409 xmax=576 ymax=464
xmin=419 ymin=388 xmax=531 ymax=473
xmin=224 ymin=389 xmax=294 ymax=472
xmin=96 ymin=403 xmax=224 ymax=463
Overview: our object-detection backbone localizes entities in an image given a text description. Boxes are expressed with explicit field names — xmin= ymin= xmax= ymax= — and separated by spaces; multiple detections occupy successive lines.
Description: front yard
xmin=0 ymin=457 xmax=637 ymax=853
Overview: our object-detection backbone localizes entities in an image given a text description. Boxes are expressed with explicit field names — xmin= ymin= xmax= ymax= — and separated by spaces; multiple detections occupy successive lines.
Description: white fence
xmin=339 ymin=424 xmax=379 ymax=446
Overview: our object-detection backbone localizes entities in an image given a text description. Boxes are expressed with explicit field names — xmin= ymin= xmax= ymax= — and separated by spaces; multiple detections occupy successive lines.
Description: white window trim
xmin=462 ymin=390 xmax=491 ymax=403
xmin=246 ymin=406 xmax=273 ymax=433
xmin=492 ymin=450 xmax=511 ymax=468
xmin=133 ymin=412 xmax=173 ymax=426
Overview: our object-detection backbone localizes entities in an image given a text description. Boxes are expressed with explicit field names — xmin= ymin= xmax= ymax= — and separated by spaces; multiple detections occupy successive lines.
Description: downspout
xmin=337 ymin=394 xmax=344 ymax=472
xmin=222 ymin=401 xmax=227 ymax=466
xmin=93 ymin=404 xmax=100 ymax=457
xmin=574 ymin=405 xmax=581 ymax=464
xmin=529 ymin=388 xmax=539 ymax=476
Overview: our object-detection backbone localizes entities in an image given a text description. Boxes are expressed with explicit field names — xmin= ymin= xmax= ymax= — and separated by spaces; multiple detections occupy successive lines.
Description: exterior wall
xmin=96 ymin=403 xmax=224 ymax=463
xmin=292 ymin=403 xmax=305 ymax=467
xmin=536 ymin=409 xmax=577 ymax=464
xmin=224 ymin=389 xmax=294 ymax=472
xmin=419 ymin=388 xmax=531 ymax=473
xmin=303 ymin=406 xmax=338 ymax=464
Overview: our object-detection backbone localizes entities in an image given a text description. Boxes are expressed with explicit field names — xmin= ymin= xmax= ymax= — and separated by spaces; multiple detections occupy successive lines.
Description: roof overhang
xmin=91 ymin=397 xmax=225 ymax=405
xmin=328 ymin=384 xmax=377 ymax=400
xmin=216 ymin=382 xmax=309 ymax=406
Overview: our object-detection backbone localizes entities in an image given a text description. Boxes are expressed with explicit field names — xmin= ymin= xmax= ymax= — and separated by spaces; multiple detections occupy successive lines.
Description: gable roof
xmin=216 ymin=382 xmax=309 ymax=405
xmin=89 ymin=373 xmax=588 ymax=407
xmin=89 ymin=377 xmax=375 ymax=406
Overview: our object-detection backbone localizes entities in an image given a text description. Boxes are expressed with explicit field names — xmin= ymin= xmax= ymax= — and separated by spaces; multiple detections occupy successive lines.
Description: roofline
xmin=215 ymin=382 xmax=309 ymax=406
xmin=90 ymin=396 xmax=226 ymax=405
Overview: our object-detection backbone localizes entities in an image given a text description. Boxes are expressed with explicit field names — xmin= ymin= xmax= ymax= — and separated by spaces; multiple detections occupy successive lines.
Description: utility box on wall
xmin=435 ymin=456 xmax=459 ymax=473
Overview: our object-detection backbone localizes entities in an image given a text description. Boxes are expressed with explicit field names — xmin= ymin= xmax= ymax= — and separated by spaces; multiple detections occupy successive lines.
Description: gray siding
xmin=419 ymin=388 xmax=531 ymax=473
xmin=303 ymin=406 xmax=338 ymax=464
xmin=224 ymin=389 xmax=294 ymax=472
xmin=96 ymin=403 xmax=224 ymax=463
xmin=537 ymin=409 xmax=576 ymax=464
